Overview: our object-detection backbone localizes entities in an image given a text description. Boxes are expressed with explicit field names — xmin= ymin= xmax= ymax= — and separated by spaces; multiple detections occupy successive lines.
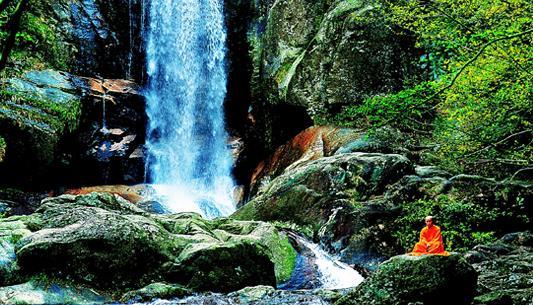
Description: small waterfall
xmin=144 ymin=0 xmax=235 ymax=218
xmin=299 ymin=238 xmax=364 ymax=289
xmin=101 ymin=92 xmax=108 ymax=133
xmin=281 ymin=233 xmax=364 ymax=290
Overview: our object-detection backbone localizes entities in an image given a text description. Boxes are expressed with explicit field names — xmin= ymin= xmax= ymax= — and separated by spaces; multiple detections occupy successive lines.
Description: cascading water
xmin=144 ymin=0 xmax=235 ymax=218
xmin=280 ymin=232 xmax=364 ymax=290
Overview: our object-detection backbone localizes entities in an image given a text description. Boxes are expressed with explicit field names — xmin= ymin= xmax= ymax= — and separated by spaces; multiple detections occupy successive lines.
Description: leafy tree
xmin=335 ymin=0 xmax=532 ymax=179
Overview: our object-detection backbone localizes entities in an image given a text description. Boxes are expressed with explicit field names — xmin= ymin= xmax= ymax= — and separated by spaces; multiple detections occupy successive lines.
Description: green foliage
xmin=0 ymin=0 xmax=73 ymax=76
xmin=333 ymin=81 xmax=439 ymax=132
xmin=332 ymin=0 xmax=533 ymax=178
xmin=393 ymin=195 xmax=498 ymax=252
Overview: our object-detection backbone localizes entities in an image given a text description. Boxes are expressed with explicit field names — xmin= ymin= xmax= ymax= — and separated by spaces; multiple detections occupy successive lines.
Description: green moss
xmin=0 ymin=0 xmax=75 ymax=76
xmin=336 ymin=254 xmax=477 ymax=305
xmin=265 ymin=232 xmax=297 ymax=283
xmin=0 ymin=136 xmax=5 ymax=162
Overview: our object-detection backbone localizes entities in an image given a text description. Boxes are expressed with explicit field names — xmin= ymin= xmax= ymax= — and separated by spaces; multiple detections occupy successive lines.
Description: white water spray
xmin=298 ymin=237 xmax=364 ymax=289
xmin=144 ymin=0 xmax=235 ymax=218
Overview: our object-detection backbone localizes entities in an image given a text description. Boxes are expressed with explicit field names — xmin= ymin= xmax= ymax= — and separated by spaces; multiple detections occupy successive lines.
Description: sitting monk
xmin=410 ymin=216 xmax=449 ymax=256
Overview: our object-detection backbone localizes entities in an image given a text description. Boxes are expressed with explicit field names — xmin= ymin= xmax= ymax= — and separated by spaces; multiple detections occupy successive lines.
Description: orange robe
xmin=410 ymin=225 xmax=449 ymax=256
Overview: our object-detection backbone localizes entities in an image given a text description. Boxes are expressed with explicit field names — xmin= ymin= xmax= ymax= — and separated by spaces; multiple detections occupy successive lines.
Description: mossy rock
xmin=120 ymin=282 xmax=191 ymax=303
xmin=248 ymin=0 xmax=422 ymax=147
xmin=235 ymin=152 xmax=413 ymax=230
xmin=335 ymin=254 xmax=478 ymax=305
xmin=0 ymin=70 xmax=81 ymax=183
xmin=0 ymin=218 xmax=32 ymax=286
xmin=0 ymin=192 xmax=296 ymax=294
xmin=467 ymin=232 xmax=533 ymax=305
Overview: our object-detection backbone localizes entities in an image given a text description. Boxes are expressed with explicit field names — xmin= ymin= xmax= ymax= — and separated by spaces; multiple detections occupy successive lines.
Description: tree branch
xmin=0 ymin=0 xmax=29 ymax=72
xmin=462 ymin=129 xmax=532 ymax=158
xmin=427 ymin=28 xmax=533 ymax=107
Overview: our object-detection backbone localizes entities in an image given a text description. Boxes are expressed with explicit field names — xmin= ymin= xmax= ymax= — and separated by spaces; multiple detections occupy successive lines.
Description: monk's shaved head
xmin=425 ymin=216 xmax=434 ymax=222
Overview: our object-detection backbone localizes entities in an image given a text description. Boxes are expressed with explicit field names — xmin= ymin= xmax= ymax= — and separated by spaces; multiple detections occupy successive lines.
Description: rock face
xmin=0 ymin=70 xmax=146 ymax=186
xmin=73 ymin=77 xmax=146 ymax=185
xmin=234 ymin=0 xmax=422 ymax=152
xmin=0 ymin=193 xmax=297 ymax=294
xmin=335 ymin=254 xmax=478 ymax=305
xmin=465 ymin=231 xmax=533 ymax=305
xmin=31 ymin=0 xmax=144 ymax=79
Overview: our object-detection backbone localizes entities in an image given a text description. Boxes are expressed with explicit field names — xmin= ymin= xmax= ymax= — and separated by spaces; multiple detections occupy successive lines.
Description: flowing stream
xmin=143 ymin=0 xmax=235 ymax=218
xmin=280 ymin=232 xmax=364 ymax=290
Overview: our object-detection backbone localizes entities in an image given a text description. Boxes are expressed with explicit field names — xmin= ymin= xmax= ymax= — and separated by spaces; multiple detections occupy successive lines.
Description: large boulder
xmin=237 ymin=152 xmax=412 ymax=229
xmin=235 ymin=152 xmax=413 ymax=269
xmin=244 ymin=0 xmax=422 ymax=149
xmin=465 ymin=231 xmax=533 ymax=305
xmin=0 ymin=193 xmax=296 ymax=294
xmin=335 ymin=254 xmax=478 ymax=305
xmin=249 ymin=126 xmax=408 ymax=199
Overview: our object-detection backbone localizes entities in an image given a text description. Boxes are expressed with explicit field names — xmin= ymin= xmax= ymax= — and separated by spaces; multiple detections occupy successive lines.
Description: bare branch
xmin=462 ymin=129 xmax=532 ymax=158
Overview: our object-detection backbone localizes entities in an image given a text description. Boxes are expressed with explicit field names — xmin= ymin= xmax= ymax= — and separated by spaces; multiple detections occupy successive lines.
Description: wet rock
xmin=0 ymin=280 xmax=109 ymax=305
xmin=0 ymin=70 xmax=146 ymax=187
xmin=48 ymin=0 xmax=143 ymax=78
xmin=74 ymin=77 xmax=146 ymax=185
xmin=249 ymin=126 xmax=407 ymax=198
xmin=466 ymin=231 xmax=533 ymax=305
xmin=336 ymin=254 xmax=478 ymax=305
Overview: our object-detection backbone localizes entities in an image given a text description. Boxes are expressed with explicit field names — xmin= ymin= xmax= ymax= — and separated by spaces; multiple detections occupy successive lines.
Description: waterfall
xmin=143 ymin=0 xmax=235 ymax=218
